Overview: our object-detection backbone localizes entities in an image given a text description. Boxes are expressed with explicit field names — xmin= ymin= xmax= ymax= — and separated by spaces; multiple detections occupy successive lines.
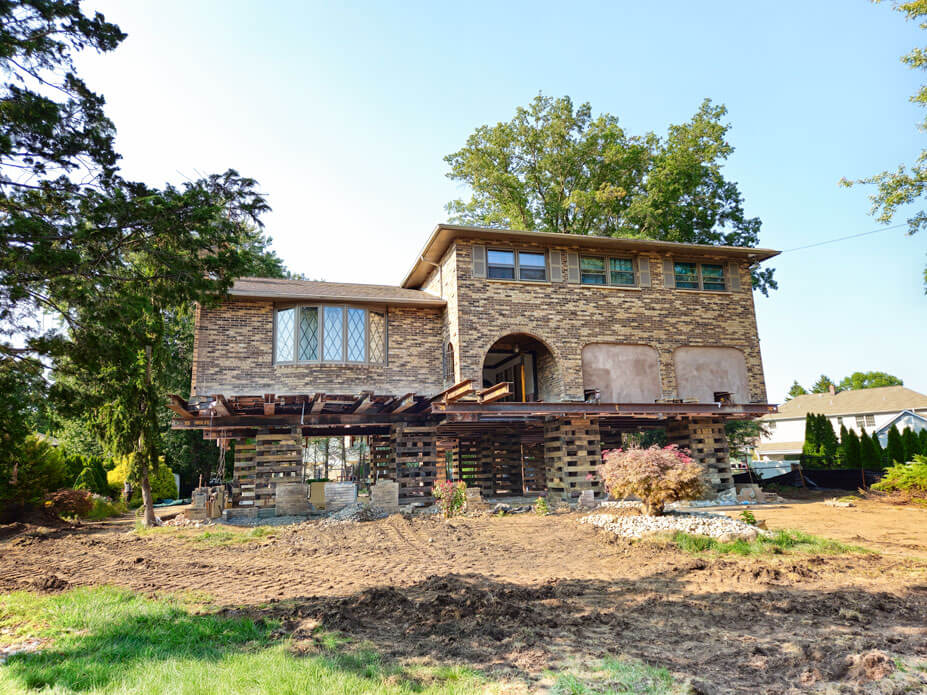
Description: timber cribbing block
xmin=231 ymin=428 xmax=302 ymax=510
xmin=370 ymin=434 xmax=393 ymax=482
xmin=666 ymin=417 xmax=733 ymax=492
xmin=390 ymin=424 xmax=437 ymax=505
xmin=545 ymin=416 xmax=603 ymax=500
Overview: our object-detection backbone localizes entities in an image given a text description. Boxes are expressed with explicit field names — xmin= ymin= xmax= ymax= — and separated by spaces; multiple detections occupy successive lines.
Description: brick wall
xmin=191 ymin=300 xmax=444 ymax=397
xmin=450 ymin=239 xmax=768 ymax=403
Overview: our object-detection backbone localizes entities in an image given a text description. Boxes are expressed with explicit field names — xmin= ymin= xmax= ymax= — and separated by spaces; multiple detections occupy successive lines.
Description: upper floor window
xmin=674 ymin=262 xmax=726 ymax=291
xmin=275 ymin=305 xmax=385 ymax=364
xmin=855 ymin=414 xmax=875 ymax=429
xmin=487 ymin=249 xmax=547 ymax=282
xmin=581 ymin=256 xmax=636 ymax=286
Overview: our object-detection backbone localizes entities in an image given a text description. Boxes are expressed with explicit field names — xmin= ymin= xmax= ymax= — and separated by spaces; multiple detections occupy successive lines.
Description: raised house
xmin=171 ymin=224 xmax=779 ymax=509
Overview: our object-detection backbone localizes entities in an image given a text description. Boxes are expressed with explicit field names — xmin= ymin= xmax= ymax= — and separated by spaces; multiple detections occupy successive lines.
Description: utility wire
xmin=779 ymin=222 xmax=910 ymax=254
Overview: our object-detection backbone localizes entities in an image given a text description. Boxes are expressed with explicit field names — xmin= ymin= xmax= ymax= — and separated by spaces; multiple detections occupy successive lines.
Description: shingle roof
xmin=756 ymin=440 xmax=803 ymax=455
xmin=229 ymin=277 xmax=445 ymax=307
xmin=761 ymin=386 xmax=927 ymax=421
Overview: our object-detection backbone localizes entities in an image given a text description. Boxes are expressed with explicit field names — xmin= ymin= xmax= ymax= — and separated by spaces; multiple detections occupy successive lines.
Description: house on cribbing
xmin=169 ymin=223 xmax=779 ymax=510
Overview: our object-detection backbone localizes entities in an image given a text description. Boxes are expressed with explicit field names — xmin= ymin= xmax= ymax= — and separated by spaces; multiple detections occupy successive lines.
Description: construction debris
xmin=319 ymin=503 xmax=389 ymax=525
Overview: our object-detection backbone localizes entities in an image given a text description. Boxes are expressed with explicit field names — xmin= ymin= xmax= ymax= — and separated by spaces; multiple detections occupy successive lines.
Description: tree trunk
xmin=138 ymin=457 xmax=158 ymax=527
xmin=324 ymin=438 xmax=329 ymax=479
xmin=138 ymin=344 xmax=159 ymax=527
xmin=642 ymin=500 xmax=665 ymax=517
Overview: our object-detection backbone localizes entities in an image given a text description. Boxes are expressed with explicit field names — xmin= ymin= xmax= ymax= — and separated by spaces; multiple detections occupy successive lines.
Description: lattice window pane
xmin=323 ymin=306 xmax=343 ymax=361
xmin=346 ymin=308 xmax=366 ymax=362
xmin=298 ymin=307 xmax=319 ymax=361
xmin=369 ymin=311 xmax=386 ymax=363
xmin=275 ymin=308 xmax=295 ymax=362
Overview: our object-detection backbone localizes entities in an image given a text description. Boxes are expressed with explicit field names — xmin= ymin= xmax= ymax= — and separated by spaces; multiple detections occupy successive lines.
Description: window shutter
xmin=727 ymin=261 xmax=741 ymax=291
xmin=471 ymin=244 xmax=486 ymax=278
xmin=549 ymin=250 xmax=562 ymax=282
xmin=663 ymin=259 xmax=675 ymax=288
xmin=567 ymin=252 xmax=580 ymax=283
xmin=638 ymin=256 xmax=651 ymax=287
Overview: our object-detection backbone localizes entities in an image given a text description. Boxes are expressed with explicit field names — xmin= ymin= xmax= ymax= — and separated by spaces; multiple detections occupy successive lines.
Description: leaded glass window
xmin=701 ymin=264 xmax=725 ymax=291
xmin=580 ymin=256 xmax=607 ymax=285
xmin=323 ymin=306 xmax=343 ymax=361
xmin=297 ymin=307 xmax=319 ymax=361
xmin=346 ymin=308 xmax=366 ymax=362
xmin=368 ymin=311 xmax=386 ymax=363
xmin=674 ymin=262 xmax=699 ymax=289
xmin=609 ymin=258 xmax=635 ymax=286
xmin=275 ymin=308 xmax=295 ymax=362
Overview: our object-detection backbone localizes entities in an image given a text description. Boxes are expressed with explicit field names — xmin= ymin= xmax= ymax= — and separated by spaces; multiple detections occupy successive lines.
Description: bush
xmin=107 ymin=454 xmax=177 ymax=503
xmin=44 ymin=489 xmax=94 ymax=518
xmin=534 ymin=496 xmax=551 ymax=515
xmin=73 ymin=456 xmax=110 ymax=496
xmin=83 ymin=495 xmax=127 ymax=520
xmin=0 ymin=435 xmax=68 ymax=513
xmin=598 ymin=445 xmax=705 ymax=516
xmin=872 ymin=456 xmax=927 ymax=494
xmin=432 ymin=480 xmax=466 ymax=518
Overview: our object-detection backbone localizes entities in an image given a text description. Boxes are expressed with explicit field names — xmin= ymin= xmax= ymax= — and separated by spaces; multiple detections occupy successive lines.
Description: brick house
xmin=172 ymin=224 xmax=778 ymax=509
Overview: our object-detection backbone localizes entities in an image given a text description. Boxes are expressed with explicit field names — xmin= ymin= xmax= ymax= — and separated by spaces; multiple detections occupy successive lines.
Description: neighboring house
xmin=755 ymin=386 xmax=927 ymax=460
xmin=172 ymin=223 xmax=779 ymax=509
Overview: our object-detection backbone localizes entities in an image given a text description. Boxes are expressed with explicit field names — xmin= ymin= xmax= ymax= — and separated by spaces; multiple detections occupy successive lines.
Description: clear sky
xmin=78 ymin=0 xmax=925 ymax=402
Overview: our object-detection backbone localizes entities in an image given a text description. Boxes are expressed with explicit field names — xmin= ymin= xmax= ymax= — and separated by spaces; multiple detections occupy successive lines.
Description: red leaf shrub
xmin=597 ymin=445 xmax=705 ymax=516
xmin=44 ymin=489 xmax=94 ymax=518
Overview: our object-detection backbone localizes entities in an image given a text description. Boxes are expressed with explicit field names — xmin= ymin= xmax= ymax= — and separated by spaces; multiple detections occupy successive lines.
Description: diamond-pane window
xmin=323 ymin=306 xmax=343 ymax=361
xmin=346 ymin=308 xmax=366 ymax=362
xmin=369 ymin=311 xmax=385 ymax=363
xmin=297 ymin=307 xmax=319 ymax=361
xmin=275 ymin=308 xmax=295 ymax=362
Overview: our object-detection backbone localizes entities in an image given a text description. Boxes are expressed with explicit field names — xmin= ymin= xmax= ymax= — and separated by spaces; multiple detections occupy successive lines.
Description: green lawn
xmin=667 ymin=528 xmax=870 ymax=556
xmin=0 ymin=587 xmax=484 ymax=695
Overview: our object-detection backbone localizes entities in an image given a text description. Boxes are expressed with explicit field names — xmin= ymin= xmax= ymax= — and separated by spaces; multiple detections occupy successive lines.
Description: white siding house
xmin=756 ymin=386 xmax=927 ymax=460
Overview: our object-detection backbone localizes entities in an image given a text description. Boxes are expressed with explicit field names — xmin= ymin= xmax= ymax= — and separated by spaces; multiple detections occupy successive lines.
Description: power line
xmin=779 ymin=222 xmax=910 ymax=254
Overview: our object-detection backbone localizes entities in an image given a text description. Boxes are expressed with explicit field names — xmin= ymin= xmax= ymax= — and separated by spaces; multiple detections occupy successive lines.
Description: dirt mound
xmin=31 ymin=574 xmax=71 ymax=592
xmin=845 ymin=650 xmax=895 ymax=682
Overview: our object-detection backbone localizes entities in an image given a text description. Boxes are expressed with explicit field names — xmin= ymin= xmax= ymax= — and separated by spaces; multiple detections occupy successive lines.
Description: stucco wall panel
xmin=582 ymin=344 xmax=661 ymax=402
xmin=674 ymin=346 xmax=749 ymax=404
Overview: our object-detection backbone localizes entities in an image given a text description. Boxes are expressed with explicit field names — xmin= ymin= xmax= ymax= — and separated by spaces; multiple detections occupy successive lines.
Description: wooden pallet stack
xmin=666 ymin=417 xmax=733 ymax=491
xmin=390 ymin=424 xmax=438 ymax=505
xmin=544 ymin=417 xmax=603 ymax=500
xmin=230 ymin=440 xmax=256 ymax=507
xmin=485 ymin=434 xmax=522 ymax=496
xmin=252 ymin=429 xmax=302 ymax=509
xmin=454 ymin=436 xmax=490 ymax=494
xmin=370 ymin=434 xmax=393 ymax=482
xmin=521 ymin=441 xmax=546 ymax=494
xmin=435 ymin=438 xmax=458 ymax=485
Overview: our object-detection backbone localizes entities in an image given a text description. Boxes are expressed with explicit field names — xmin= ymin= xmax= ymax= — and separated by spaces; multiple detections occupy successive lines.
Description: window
xmin=609 ymin=258 xmax=635 ymax=286
xmin=855 ymin=414 xmax=875 ymax=429
xmin=275 ymin=305 xmax=386 ymax=364
xmin=580 ymin=255 xmax=637 ymax=286
xmin=580 ymin=256 xmax=607 ymax=285
xmin=487 ymin=249 xmax=548 ymax=282
xmin=674 ymin=261 xmax=726 ymax=291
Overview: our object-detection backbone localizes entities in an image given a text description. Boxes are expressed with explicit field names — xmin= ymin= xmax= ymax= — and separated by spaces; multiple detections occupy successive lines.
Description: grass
xmin=133 ymin=523 xmax=279 ymax=546
xmin=549 ymin=656 xmax=685 ymax=695
xmin=666 ymin=528 xmax=870 ymax=556
xmin=0 ymin=586 xmax=487 ymax=694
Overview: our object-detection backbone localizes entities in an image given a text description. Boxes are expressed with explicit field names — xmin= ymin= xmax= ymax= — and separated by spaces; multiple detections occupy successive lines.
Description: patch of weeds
xmin=550 ymin=655 xmax=685 ymax=694
xmin=669 ymin=529 xmax=871 ymax=556
xmin=738 ymin=509 xmax=757 ymax=525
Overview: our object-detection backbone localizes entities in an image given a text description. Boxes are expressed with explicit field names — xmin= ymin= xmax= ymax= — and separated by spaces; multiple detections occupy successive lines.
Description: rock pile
xmin=580 ymin=509 xmax=766 ymax=541
xmin=319 ymin=503 xmax=389 ymax=525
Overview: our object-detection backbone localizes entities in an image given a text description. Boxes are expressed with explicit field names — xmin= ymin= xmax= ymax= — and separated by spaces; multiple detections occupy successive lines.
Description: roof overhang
xmin=402 ymin=223 xmax=781 ymax=289
xmin=228 ymin=287 xmax=446 ymax=308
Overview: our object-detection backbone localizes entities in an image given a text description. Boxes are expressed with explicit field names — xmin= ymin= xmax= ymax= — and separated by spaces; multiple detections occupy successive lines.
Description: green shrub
xmin=534 ymin=496 xmax=551 ymax=515
xmin=107 ymin=453 xmax=177 ymax=502
xmin=82 ymin=495 xmax=127 ymax=520
xmin=0 ymin=435 xmax=68 ymax=511
xmin=432 ymin=480 xmax=466 ymax=518
xmin=73 ymin=456 xmax=110 ymax=496
xmin=872 ymin=456 xmax=927 ymax=494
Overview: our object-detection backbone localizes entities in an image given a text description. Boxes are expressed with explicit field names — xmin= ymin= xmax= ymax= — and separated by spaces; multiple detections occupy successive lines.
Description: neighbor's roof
xmin=755 ymin=440 xmax=803 ymax=455
xmin=228 ymin=277 xmax=446 ymax=307
xmin=402 ymin=223 xmax=781 ymax=288
xmin=760 ymin=386 xmax=927 ymax=421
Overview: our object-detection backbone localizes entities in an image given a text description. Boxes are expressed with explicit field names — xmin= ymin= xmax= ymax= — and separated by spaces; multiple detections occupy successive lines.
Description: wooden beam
xmin=211 ymin=394 xmax=232 ymax=417
xmin=311 ymin=393 xmax=326 ymax=413
xmin=352 ymin=391 xmax=374 ymax=413
xmin=429 ymin=379 xmax=473 ymax=403
xmin=167 ymin=394 xmax=194 ymax=418
xmin=392 ymin=393 xmax=417 ymax=413
xmin=478 ymin=382 xmax=512 ymax=404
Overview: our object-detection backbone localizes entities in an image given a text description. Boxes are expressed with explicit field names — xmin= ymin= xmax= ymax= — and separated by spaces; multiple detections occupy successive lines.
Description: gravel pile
xmin=320 ymin=503 xmax=389 ymax=525
xmin=580 ymin=510 xmax=765 ymax=541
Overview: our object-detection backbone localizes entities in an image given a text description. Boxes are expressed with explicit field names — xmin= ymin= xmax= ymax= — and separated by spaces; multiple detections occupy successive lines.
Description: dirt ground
xmin=2 ymin=498 xmax=926 ymax=694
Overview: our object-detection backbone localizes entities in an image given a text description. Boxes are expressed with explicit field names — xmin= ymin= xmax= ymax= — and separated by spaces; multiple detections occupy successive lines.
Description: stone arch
xmin=481 ymin=331 xmax=564 ymax=402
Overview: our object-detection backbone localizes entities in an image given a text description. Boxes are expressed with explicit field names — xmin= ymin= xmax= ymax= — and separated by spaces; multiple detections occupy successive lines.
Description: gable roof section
xmin=228 ymin=277 xmax=446 ymax=307
xmin=402 ymin=223 xmax=781 ymax=289
xmin=761 ymin=386 xmax=927 ymax=421
xmin=875 ymin=409 xmax=927 ymax=435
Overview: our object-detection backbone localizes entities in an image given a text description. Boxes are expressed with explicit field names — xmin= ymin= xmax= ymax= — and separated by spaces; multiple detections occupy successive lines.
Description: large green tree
xmin=786 ymin=381 xmax=808 ymax=400
xmin=886 ymin=424 xmax=906 ymax=464
xmin=810 ymin=375 xmax=837 ymax=394
xmin=444 ymin=94 xmax=776 ymax=294
xmin=837 ymin=371 xmax=903 ymax=391
xmin=841 ymin=0 xmax=927 ymax=289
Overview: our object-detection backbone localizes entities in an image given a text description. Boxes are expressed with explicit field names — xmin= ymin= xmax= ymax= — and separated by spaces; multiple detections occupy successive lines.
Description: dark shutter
xmin=663 ymin=259 xmax=675 ymax=288
xmin=727 ymin=261 xmax=741 ymax=291
xmin=638 ymin=256 xmax=651 ymax=287
xmin=549 ymin=250 xmax=562 ymax=282
xmin=567 ymin=252 xmax=580 ymax=283
xmin=471 ymin=244 xmax=486 ymax=278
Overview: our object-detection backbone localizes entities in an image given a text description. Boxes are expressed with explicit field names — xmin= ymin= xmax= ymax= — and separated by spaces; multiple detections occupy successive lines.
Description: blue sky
xmin=79 ymin=0 xmax=925 ymax=402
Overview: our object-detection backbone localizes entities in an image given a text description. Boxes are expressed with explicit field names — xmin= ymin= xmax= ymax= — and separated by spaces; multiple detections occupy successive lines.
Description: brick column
xmin=666 ymin=417 xmax=733 ymax=492
xmin=544 ymin=417 xmax=603 ymax=500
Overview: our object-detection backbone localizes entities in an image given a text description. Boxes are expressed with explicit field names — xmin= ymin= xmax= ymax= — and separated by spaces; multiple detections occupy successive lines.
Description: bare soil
xmin=1 ymin=502 xmax=926 ymax=693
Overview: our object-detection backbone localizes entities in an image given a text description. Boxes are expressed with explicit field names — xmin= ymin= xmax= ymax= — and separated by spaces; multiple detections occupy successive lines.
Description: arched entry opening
xmin=482 ymin=333 xmax=561 ymax=402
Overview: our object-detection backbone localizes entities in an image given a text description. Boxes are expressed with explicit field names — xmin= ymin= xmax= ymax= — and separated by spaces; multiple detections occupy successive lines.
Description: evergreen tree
xmin=786 ymin=381 xmax=808 ymax=400
xmin=919 ymin=429 xmax=927 ymax=456
xmin=811 ymin=376 xmax=837 ymax=394
xmin=820 ymin=416 xmax=839 ymax=465
xmin=859 ymin=428 xmax=880 ymax=470
xmin=901 ymin=426 xmax=921 ymax=461
xmin=802 ymin=412 xmax=820 ymax=456
xmin=844 ymin=429 xmax=862 ymax=470
xmin=886 ymin=425 xmax=906 ymax=464
xmin=871 ymin=431 xmax=886 ymax=467
xmin=838 ymin=423 xmax=850 ymax=464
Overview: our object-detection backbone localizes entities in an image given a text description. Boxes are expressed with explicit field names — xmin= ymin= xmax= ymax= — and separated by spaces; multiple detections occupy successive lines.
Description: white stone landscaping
xmin=580 ymin=508 xmax=767 ymax=541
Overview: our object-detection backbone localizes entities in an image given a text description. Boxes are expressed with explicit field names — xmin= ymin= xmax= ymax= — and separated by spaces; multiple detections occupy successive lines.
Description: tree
xmin=860 ymin=427 xmax=881 ymax=470
xmin=811 ymin=375 xmax=837 ymax=394
xmin=444 ymin=94 xmax=776 ymax=294
xmin=725 ymin=419 xmax=769 ymax=464
xmin=597 ymin=445 xmax=705 ymax=516
xmin=871 ymin=430 xmax=886 ymax=467
xmin=802 ymin=412 xmax=821 ymax=456
xmin=840 ymin=1 xmax=927 ymax=290
xmin=919 ymin=428 xmax=927 ymax=455
xmin=887 ymin=424 xmax=906 ymax=464
xmin=902 ymin=426 xmax=922 ymax=461
xmin=843 ymin=429 xmax=862 ymax=470
xmin=786 ymin=381 xmax=808 ymax=400
xmin=837 ymin=371 xmax=903 ymax=391
xmin=838 ymin=423 xmax=850 ymax=462
xmin=819 ymin=415 xmax=839 ymax=464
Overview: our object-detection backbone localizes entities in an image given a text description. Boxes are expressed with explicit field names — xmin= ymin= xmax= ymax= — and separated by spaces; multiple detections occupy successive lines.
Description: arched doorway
xmin=482 ymin=333 xmax=561 ymax=402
